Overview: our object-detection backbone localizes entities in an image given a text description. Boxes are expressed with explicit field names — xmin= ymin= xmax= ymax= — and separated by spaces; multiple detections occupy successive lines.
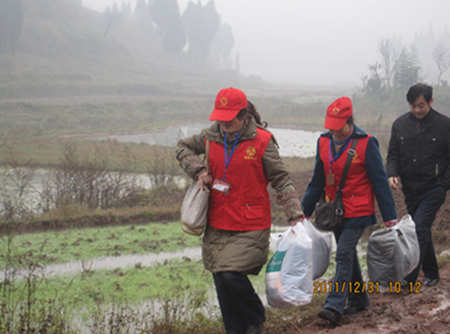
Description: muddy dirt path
xmin=284 ymin=262 xmax=450 ymax=334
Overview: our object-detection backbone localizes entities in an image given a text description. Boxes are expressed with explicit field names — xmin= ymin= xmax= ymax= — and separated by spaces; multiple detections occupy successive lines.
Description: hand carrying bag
xmin=266 ymin=223 xmax=313 ymax=309
xmin=314 ymin=139 xmax=358 ymax=231
xmin=180 ymin=140 xmax=210 ymax=236
xmin=367 ymin=214 xmax=420 ymax=287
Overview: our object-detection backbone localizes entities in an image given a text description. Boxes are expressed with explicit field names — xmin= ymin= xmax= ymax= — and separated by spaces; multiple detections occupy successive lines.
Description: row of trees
xmin=362 ymin=33 xmax=450 ymax=96
xmin=149 ymin=0 xmax=234 ymax=65
xmin=0 ymin=0 xmax=235 ymax=68
xmin=0 ymin=0 xmax=23 ymax=53
xmin=105 ymin=0 xmax=235 ymax=67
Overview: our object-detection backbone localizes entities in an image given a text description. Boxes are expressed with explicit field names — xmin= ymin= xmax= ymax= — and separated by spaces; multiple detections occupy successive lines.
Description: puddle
xmin=12 ymin=247 xmax=202 ymax=278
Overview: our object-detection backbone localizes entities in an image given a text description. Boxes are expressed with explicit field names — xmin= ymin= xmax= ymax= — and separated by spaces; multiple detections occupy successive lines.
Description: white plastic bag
xmin=269 ymin=220 xmax=332 ymax=280
xmin=367 ymin=214 xmax=420 ymax=286
xmin=265 ymin=223 xmax=313 ymax=309
xmin=180 ymin=182 xmax=209 ymax=236
xmin=303 ymin=218 xmax=333 ymax=279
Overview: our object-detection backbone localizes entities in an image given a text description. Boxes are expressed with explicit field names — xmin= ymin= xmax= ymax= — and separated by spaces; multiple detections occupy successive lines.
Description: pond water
xmin=92 ymin=123 xmax=323 ymax=158
xmin=27 ymin=247 xmax=203 ymax=278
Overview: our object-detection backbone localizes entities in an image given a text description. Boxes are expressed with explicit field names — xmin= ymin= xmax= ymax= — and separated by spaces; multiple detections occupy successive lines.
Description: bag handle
xmin=338 ymin=138 xmax=358 ymax=190
xmin=205 ymin=139 xmax=210 ymax=174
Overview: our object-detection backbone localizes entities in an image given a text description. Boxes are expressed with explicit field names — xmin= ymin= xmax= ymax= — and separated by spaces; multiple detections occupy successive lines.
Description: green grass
xmin=35 ymin=258 xmax=212 ymax=312
xmin=0 ymin=222 xmax=202 ymax=266
xmin=0 ymin=98 xmax=211 ymax=138
xmin=1 ymin=220 xmax=448 ymax=333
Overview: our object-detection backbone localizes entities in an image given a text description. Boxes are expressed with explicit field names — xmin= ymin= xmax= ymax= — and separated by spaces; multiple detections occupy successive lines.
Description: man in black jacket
xmin=386 ymin=83 xmax=450 ymax=287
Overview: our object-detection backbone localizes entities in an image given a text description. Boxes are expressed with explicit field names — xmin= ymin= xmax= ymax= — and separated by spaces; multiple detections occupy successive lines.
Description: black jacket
xmin=386 ymin=109 xmax=450 ymax=194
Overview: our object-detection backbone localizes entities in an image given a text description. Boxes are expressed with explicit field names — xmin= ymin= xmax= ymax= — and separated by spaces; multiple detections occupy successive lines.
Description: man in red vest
xmin=301 ymin=97 xmax=397 ymax=325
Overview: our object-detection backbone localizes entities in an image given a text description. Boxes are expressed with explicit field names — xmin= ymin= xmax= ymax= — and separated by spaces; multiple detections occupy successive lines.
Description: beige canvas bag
xmin=180 ymin=140 xmax=210 ymax=235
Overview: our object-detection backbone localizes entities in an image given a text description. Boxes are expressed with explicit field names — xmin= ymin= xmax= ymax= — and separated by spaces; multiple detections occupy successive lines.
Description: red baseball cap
xmin=209 ymin=87 xmax=248 ymax=122
xmin=324 ymin=97 xmax=353 ymax=130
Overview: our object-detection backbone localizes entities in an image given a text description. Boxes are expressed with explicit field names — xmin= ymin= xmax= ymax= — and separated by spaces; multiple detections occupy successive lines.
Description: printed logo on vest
xmin=351 ymin=152 xmax=360 ymax=163
xmin=244 ymin=146 xmax=257 ymax=160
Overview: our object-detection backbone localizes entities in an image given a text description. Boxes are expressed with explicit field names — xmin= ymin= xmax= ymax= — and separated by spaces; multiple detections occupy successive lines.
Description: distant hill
xmin=0 ymin=0 xmax=268 ymax=99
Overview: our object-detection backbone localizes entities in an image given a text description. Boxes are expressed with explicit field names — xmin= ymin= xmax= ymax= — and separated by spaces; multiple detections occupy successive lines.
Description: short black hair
xmin=406 ymin=83 xmax=433 ymax=104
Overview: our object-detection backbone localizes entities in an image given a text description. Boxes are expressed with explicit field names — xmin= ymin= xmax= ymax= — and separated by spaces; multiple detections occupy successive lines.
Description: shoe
xmin=424 ymin=277 xmax=441 ymax=286
xmin=318 ymin=308 xmax=342 ymax=325
xmin=245 ymin=323 xmax=263 ymax=334
xmin=343 ymin=302 xmax=370 ymax=315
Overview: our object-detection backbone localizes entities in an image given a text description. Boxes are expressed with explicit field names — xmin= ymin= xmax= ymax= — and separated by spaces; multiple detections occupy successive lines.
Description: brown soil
xmin=277 ymin=170 xmax=450 ymax=334
xmin=0 ymin=209 xmax=180 ymax=236
xmin=281 ymin=263 xmax=450 ymax=334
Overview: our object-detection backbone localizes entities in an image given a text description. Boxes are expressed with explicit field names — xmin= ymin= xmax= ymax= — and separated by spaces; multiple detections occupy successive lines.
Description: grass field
xmin=2 ymin=83 xmax=450 ymax=332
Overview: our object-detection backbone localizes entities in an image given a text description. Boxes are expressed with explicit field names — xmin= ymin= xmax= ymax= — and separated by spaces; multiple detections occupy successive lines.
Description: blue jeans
xmin=213 ymin=271 xmax=265 ymax=334
xmin=324 ymin=226 xmax=369 ymax=315
xmin=404 ymin=185 xmax=446 ymax=283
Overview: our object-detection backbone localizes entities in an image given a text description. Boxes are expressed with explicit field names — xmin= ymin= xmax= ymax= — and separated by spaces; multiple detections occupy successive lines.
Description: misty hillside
xmin=0 ymin=0 xmax=267 ymax=99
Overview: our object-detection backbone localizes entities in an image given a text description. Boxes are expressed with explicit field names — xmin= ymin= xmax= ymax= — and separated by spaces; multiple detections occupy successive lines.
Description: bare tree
xmin=103 ymin=2 xmax=128 ymax=38
xmin=378 ymin=38 xmax=401 ymax=88
xmin=147 ymin=147 xmax=180 ymax=187
xmin=0 ymin=146 xmax=36 ymax=221
xmin=433 ymin=41 xmax=450 ymax=87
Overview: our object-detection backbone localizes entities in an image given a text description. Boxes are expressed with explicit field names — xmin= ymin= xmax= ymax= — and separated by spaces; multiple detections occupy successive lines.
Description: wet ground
xmin=275 ymin=170 xmax=450 ymax=334
xmin=283 ymin=262 xmax=450 ymax=334
xmin=24 ymin=247 xmax=202 ymax=278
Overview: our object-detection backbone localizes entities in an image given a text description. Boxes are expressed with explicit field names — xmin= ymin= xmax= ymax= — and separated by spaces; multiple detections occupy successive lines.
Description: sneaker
xmin=318 ymin=308 xmax=342 ymax=325
xmin=424 ymin=277 xmax=441 ymax=286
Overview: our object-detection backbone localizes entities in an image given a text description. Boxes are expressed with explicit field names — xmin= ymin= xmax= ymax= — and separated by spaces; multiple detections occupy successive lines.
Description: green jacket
xmin=176 ymin=116 xmax=303 ymax=274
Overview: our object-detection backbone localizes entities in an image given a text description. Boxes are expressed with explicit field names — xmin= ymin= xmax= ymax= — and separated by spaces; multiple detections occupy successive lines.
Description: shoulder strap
xmin=338 ymin=138 xmax=358 ymax=190
xmin=205 ymin=139 xmax=210 ymax=174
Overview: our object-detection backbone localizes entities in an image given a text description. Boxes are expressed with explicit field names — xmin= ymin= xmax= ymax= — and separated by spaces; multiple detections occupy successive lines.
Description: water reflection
xmin=92 ymin=124 xmax=322 ymax=158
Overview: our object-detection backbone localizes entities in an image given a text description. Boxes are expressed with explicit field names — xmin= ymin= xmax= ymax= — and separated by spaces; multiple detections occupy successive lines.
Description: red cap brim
xmin=209 ymin=108 xmax=240 ymax=122
xmin=324 ymin=115 xmax=347 ymax=130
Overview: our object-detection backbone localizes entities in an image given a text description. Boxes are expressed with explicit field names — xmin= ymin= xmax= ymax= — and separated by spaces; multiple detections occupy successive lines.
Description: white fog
xmin=82 ymin=0 xmax=450 ymax=86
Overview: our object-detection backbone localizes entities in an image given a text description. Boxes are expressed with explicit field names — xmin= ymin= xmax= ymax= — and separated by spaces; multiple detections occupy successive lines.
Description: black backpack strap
xmin=338 ymin=138 xmax=358 ymax=190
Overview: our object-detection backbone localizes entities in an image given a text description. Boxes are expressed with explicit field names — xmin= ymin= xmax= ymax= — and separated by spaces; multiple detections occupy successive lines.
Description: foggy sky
xmin=83 ymin=0 xmax=450 ymax=86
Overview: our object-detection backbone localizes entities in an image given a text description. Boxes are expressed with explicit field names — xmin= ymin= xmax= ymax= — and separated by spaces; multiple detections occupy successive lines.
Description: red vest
xmin=319 ymin=136 xmax=375 ymax=218
xmin=208 ymin=128 xmax=272 ymax=231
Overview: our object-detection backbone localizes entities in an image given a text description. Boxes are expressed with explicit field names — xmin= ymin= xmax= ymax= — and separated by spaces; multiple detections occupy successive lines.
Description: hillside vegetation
xmin=0 ymin=0 xmax=271 ymax=99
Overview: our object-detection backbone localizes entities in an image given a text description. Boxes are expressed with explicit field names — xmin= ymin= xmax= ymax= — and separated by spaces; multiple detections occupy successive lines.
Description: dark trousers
xmin=403 ymin=185 xmax=446 ymax=283
xmin=324 ymin=226 xmax=369 ymax=315
xmin=213 ymin=271 xmax=265 ymax=334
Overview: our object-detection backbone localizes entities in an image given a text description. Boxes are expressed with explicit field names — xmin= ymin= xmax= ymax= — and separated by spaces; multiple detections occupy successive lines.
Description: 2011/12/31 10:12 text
xmin=313 ymin=281 xmax=422 ymax=294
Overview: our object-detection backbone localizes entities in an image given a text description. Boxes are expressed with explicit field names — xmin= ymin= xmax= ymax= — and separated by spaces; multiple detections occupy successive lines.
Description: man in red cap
xmin=176 ymin=87 xmax=304 ymax=334
xmin=301 ymin=97 xmax=397 ymax=325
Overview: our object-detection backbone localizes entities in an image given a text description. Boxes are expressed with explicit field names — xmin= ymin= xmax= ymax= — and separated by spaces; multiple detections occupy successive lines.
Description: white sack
xmin=303 ymin=218 xmax=333 ymax=279
xmin=266 ymin=223 xmax=313 ymax=309
xmin=367 ymin=214 xmax=420 ymax=286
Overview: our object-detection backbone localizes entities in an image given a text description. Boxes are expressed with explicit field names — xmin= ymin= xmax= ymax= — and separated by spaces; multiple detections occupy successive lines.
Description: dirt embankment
xmin=285 ymin=262 xmax=450 ymax=334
